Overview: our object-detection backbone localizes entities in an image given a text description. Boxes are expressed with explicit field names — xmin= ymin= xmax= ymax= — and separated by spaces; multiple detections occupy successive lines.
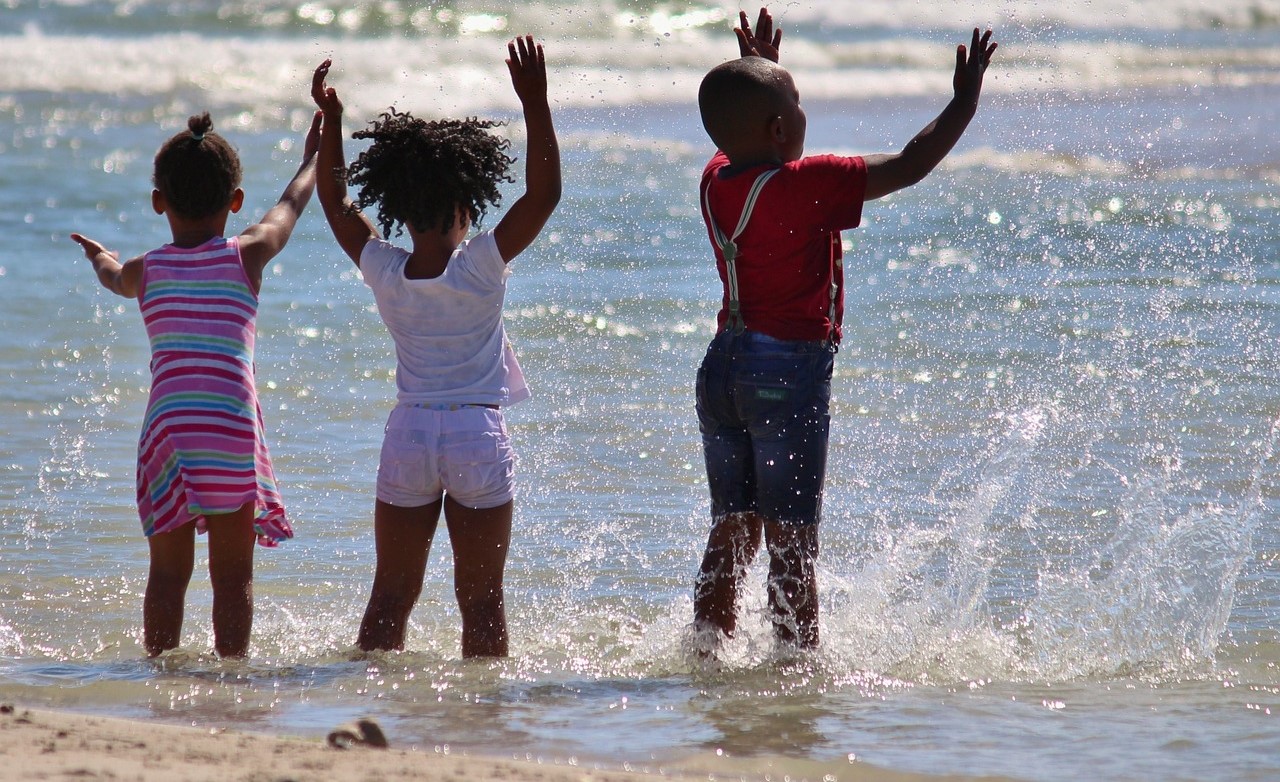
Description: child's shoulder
xmin=144 ymin=234 xmax=234 ymax=259
xmin=705 ymin=151 xmax=864 ymax=180
xmin=786 ymin=153 xmax=865 ymax=173
xmin=777 ymin=154 xmax=867 ymax=197
xmin=455 ymin=229 xmax=509 ymax=278
xmin=356 ymin=236 xmax=405 ymax=275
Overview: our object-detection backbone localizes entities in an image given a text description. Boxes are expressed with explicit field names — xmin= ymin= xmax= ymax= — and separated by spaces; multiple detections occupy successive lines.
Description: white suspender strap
xmin=828 ymin=250 xmax=841 ymax=343
xmin=701 ymin=168 xmax=779 ymax=334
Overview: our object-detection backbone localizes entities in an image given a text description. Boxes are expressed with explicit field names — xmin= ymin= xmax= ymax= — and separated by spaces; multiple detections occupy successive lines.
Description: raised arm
xmin=237 ymin=111 xmax=322 ymax=288
xmin=71 ymin=233 xmax=144 ymax=299
xmin=311 ymin=60 xmax=380 ymax=267
xmin=493 ymin=35 xmax=561 ymax=263
xmin=863 ymin=28 xmax=997 ymax=201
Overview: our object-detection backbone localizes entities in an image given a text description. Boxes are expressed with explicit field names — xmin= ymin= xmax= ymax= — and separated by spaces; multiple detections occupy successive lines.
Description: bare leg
xmin=357 ymin=499 xmax=441 ymax=652
xmin=763 ymin=520 xmax=820 ymax=649
xmin=692 ymin=511 xmax=764 ymax=640
xmin=143 ymin=523 xmax=196 ymax=656
xmin=205 ymin=502 xmax=258 ymax=658
xmin=444 ymin=496 xmax=512 ymax=658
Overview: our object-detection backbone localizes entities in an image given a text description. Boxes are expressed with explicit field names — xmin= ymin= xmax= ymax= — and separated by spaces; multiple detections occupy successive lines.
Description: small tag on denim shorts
xmin=756 ymin=387 xmax=788 ymax=401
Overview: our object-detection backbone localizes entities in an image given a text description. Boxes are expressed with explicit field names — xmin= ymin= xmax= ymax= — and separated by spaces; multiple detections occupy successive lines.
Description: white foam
xmin=8 ymin=0 xmax=1280 ymax=118
xmin=25 ymin=0 xmax=1280 ymax=34
xmin=5 ymin=23 xmax=1277 ymax=130
xmin=772 ymin=0 xmax=1280 ymax=31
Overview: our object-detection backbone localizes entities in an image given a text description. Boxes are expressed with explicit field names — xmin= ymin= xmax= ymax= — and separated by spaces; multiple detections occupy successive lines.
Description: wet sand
xmin=0 ymin=703 xmax=1010 ymax=782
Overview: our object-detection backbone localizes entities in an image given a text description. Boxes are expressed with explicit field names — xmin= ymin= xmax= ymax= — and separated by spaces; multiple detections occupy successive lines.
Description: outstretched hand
xmin=311 ymin=59 xmax=344 ymax=116
xmin=954 ymin=28 xmax=997 ymax=101
xmin=71 ymin=232 xmax=140 ymax=298
xmin=736 ymin=8 xmax=781 ymax=62
xmin=70 ymin=233 xmax=116 ymax=264
xmin=506 ymin=35 xmax=547 ymax=105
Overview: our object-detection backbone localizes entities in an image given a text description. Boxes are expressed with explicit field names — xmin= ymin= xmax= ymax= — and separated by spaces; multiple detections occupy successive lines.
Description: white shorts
xmin=376 ymin=404 xmax=516 ymax=509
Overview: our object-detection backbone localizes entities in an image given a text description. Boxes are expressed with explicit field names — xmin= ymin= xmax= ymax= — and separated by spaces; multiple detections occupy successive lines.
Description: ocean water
xmin=2 ymin=1 xmax=1280 ymax=780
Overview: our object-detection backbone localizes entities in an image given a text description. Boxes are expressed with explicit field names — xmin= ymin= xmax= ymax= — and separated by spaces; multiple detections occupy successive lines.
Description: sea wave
xmin=3 ymin=23 xmax=1278 ymax=124
xmin=9 ymin=0 xmax=1280 ymax=36
xmin=945 ymin=146 xmax=1280 ymax=182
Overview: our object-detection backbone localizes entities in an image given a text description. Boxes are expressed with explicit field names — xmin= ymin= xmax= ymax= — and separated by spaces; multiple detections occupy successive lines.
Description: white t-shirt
xmin=359 ymin=230 xmax=530 ymax=406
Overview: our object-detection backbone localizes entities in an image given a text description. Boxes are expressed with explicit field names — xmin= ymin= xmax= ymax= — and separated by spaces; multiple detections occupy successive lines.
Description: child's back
xmin=136 ymin=235 xmax=288 ymax=544
xmin=357 ymin=231 xmax=529 ymax=405
xmin=699 ymin=149 xmax=864 ymax=342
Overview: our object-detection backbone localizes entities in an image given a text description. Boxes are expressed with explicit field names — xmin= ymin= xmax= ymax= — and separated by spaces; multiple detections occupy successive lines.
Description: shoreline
xmin=0 ymin=703 xmax=679 ymax=782
xmin=0 ymin=703 xmax=1010 ymax=782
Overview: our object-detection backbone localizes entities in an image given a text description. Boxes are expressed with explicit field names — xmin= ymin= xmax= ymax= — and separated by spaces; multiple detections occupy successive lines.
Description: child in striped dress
xmin=71 ymin=110 xmax=321 ymax=658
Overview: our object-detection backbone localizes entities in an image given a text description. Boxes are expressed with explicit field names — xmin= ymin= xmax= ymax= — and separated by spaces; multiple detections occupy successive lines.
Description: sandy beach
xmin=0 ymin=703 xmax=1010 ymax=782
xmin=0 ymin=703 xmax=665 ymax=782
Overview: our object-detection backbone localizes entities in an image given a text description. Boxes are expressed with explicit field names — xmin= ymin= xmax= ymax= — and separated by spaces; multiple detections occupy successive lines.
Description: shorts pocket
xmin=378 ymin=432 xmax=429 ymax=498
xmin=441 ymin=435 xmax=514 ymax=502
xmin=697 ymin=352 xmax=736 ymax=434
xmin=735 ymin=354 xmax=828 ymax=438
xmin=737 ymin=361 xmax=799 ymax=405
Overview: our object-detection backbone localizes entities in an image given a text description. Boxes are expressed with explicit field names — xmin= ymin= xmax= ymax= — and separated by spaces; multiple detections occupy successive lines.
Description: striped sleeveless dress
xmin=135 ymin=236 xmax=291 ymax=546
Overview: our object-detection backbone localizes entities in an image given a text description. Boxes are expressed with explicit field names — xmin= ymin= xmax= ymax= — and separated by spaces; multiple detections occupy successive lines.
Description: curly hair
xmin=152 ymin=113 xmax=242 ymax=220
xmin=347 ymin=108 xmax=515 ymax=238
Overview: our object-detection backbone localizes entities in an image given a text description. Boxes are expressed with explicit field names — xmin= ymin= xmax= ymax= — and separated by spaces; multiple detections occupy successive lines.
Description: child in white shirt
xmin=311 ymin=36 xmax=560 ymax=657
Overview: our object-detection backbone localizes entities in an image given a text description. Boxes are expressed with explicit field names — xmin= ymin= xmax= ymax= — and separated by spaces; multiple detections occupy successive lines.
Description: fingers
xmin=735 ymin=7 xmax=782 ymax=61
xmin=753 ymin=7 xmax=773 ymax=43
xmin=311 ymin=58 xmax=344 ymax=114
xmin=506 ymin=35 xmax=545 ymax=74
xmin=968 ymin=28 xmax=996 ymax=67
xmin=505 ymin=34 xmax=546 ymax=102
xmin=736 ymin=11 xmax=757 ymax=57
xmin=311 ymin=58 xmax=331 ymax=102
xmin=70 ymin=233 xmax=114 ymax=260
xmin=303 ymin=111 xmax=323 ymax=157
xmin=739 ymin=8 xmax=779 ymax=47
xmin=957 ymin=28 xmax=996 ymax=75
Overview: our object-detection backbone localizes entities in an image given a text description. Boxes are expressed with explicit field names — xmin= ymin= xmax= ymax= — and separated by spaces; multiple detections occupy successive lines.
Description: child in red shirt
xmin=693 ymin=8 xmax=997 ymax=652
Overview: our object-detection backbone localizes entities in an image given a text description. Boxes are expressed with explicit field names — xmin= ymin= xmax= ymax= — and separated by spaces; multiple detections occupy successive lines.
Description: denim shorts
xmin=696 ymin=329 xmax=835 ymax=527
xmin=376 ymin=404 xmax=516 ymax=509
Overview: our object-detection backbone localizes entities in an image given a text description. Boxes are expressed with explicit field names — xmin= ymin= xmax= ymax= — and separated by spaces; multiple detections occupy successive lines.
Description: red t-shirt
xmin=700 ymin=151 xmax=867 ymax=342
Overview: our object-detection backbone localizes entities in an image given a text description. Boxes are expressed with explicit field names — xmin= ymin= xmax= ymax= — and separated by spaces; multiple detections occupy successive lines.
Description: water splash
xmin=816 ymin=406 xmax=1053 ymax=681
xmin=0 ymin=620 xmax=23 ymax=657
xmin=808 ymin=398 xmax=1265 ymax=685
xmin=29 ymin=326 xmax=118 ymax=543
xmin=1024 ymin=419 xmax=1272 ymax=679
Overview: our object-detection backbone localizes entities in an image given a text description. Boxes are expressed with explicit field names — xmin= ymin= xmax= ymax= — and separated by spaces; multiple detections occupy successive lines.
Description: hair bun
xmin=188 ymin=112 xmax=214 ymax=141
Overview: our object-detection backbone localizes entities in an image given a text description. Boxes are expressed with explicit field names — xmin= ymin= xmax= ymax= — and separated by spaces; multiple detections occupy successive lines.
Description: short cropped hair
xmin=347 ymin=108 xmax=515 ymax=238
xmin=698 ymin=58 xmax=792 ymax=151
xmin=153 ymin=113 xmax=242 ymax=220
